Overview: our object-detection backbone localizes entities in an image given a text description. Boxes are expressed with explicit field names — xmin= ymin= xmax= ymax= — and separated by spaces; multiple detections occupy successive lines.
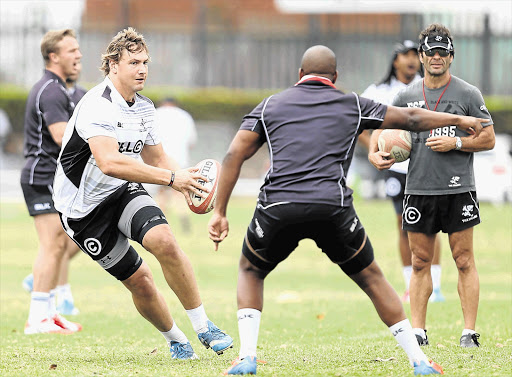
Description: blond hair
xmin=100 ymin=27 xmax=149 ymax=76
xmin=41 ymin=29 xmax=76 ymax=65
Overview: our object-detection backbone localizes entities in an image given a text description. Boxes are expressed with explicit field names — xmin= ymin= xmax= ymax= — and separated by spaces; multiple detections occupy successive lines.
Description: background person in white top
xmin=361 ymin=40 xmax=444 ymax=303
xmin=52 ymin=27 xmax=233 ymax=359
xmin=154 ymin=97 xmax=197 ymax=232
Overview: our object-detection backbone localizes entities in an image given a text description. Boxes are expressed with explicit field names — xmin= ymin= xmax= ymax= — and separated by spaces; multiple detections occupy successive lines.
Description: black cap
xmin=420 ymin=35 xmax=454 ymax=52
xmin=394 ymin=40 xmax=418 ymax=55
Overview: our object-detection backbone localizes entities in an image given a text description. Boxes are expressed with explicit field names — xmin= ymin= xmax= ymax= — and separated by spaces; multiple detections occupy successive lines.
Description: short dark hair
xmin=418 ymin=23 xmax=454 ymax=56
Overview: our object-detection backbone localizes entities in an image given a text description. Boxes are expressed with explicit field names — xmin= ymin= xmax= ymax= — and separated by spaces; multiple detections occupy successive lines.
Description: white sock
xmin=413 ymin=327 xmax=426 ymax=338
xmin=237 ymin=308 xmax=261 ymax=359
xmin=57 ymin=284 xmax=74 ymax=302
xmin=390 ymin=319 xmax=429 ymax=366
xmin=403 ymin=266 xmax=413 ymax=290
xmin=462 ymin=329 xmax=476 ymax=336
xmin=161 ymin=322 xmax=189 ymax=345
xmin=28 ymin=292 xmax=50 ymax=324
xmin=49 ymin=289 xmax=58 ymax=317
xmin=430 ymin=265 xmax=442 ymax=290
xmin=186 ymin=304 xmax=209 ymax=334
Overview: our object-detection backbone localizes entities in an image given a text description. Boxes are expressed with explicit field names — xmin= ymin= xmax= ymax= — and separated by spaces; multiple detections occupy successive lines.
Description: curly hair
xmin=100 ymin=27 xmax=149 ymax=76
xmin=41 ymin=29 xmax=76 ymax=65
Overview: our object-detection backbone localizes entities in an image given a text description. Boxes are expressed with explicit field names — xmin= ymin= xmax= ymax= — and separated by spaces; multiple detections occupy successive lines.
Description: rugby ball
xmin=188 ymin=159 xmax=221 ymax=214
xmin=378 ymin=129 xmax=412 ymax=163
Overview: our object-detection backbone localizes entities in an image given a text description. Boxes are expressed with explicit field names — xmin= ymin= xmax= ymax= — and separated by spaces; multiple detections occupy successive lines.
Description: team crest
xmin=449 ymin=176 xmax=461 ymax=188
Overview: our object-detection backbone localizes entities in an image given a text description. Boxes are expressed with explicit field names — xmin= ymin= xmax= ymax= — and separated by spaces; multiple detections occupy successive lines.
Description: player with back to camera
xmin=362 ymin=40 xmax=445 ymax=304
xmin=369 ymin=23 xmax=495 ymax=348
xmin=22 ymin=61 xmax=87 ymax=316
xmin=52 ymin=27 xmax=233 ymax=358
xmin=208 ymin=45 xmax=488 ymax=375
xmin=21 ymin=29 xmax=84 ymax=334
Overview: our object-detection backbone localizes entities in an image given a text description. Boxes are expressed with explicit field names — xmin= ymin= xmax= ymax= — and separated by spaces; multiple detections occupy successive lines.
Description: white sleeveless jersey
xmin=53 ymin=77 xmax=159 ymax=219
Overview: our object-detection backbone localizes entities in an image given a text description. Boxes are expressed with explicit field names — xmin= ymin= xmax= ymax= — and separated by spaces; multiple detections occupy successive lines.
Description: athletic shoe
xmin=197 ymin=320 xmax=233 ymax=355
xmin=401 ymin=290 xmax=410 ymax=303
xmin=52 ymin=314 xmax=82 ymax=332
xmin=223 ymin=356 xmax=257 ymax=375
xmin=22 ymin=273 xmax=34 ymax=293
xmin=169 ymin=341 xmax=198 ymax=359
xmin=413 ymin=360 xmax=444 ymax=375
xmin=24 ymin=318 xmax=73 ymax=335
xmin=416 ymin=330 xmax=429 ymax=346
xmin=460 ymin=333 xmax=480 ymax=348
xmin=429 ymin=288 xmax=446 ymax=303
xmin=57 ymin=298 xmax=80 ymax=315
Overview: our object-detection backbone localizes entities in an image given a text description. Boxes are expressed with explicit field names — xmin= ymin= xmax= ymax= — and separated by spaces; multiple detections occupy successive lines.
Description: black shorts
xmin=402 ymin=192 xmax=480 ymax=234
xmin=242 ymin=201 xmax=374 ymax=275
xmin=384 ymin=170 xmax=406 ymax=215
xmin=59 ymin=182 xmax=168 ymax=281
xmin=21 ymin=183 xmax=58 ymax=216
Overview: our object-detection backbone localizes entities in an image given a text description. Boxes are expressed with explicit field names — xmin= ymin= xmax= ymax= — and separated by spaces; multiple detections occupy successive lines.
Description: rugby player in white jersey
xmin=53 ymin=27 xmax=233 ymax=359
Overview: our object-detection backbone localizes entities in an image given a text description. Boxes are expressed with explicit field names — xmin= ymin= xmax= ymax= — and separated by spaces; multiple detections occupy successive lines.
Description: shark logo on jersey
xmin=407 ymin=100 xmax=425 ymax=108
xmin=140 ymin=118 xmax=147 ymax=131
xmin=449 ymin=176 xmax=461 ymax=187
xmin=435 ymin=36 xmax=443 ymax=41
xmin=127 ymin=183 xmax=140 ymax=192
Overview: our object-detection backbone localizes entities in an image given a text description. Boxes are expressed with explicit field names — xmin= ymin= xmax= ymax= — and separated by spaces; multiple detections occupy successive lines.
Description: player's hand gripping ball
xmin=378 ymin=129 xmax=412 ymax=162
xmin=188 ymin=159 xmax=221 ymax=214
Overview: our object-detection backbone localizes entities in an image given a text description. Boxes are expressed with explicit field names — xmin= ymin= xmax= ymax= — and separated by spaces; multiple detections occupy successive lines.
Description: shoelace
xmin=171 ymin=343 xmax=193 ymax=358
xmin=209 ymin=325 xmax=228 ymax=340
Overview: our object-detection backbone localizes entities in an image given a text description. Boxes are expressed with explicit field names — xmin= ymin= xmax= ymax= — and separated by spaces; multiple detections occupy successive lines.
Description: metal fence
xmin=2 ymin=13 xmax=511 ymax=95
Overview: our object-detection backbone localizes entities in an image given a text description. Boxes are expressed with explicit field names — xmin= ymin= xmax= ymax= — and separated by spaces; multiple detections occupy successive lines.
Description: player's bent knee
xmin=239 ymin=253 xmax=270 ymax=280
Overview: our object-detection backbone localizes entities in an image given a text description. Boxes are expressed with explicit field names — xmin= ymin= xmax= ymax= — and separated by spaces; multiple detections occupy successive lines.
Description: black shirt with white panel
xmin=21 ymin=70 xmax=76 ymax=185
xmin=240 ymin=75 xmax=388 ymax=208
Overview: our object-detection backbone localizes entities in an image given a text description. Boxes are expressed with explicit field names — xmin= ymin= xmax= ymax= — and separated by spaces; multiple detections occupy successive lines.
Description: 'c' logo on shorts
xmin=404 ymin=207 xmax=421 ymax=224
xmin=84 ymin=238 xmax=102 ymax=255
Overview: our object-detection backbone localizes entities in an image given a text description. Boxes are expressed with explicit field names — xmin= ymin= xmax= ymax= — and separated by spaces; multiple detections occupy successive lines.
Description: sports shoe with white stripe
xmin=197 ymin=320 xmax=233 ymax=355
xmin=169 ymin=341 xmax=198 ymax=359
xmin=24 ymin=318 xmax=73 ymax=335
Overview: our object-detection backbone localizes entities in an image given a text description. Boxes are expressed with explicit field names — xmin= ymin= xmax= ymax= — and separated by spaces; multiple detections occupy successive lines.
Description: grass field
xmin=1 ymin=197 xmax=511 ymax=377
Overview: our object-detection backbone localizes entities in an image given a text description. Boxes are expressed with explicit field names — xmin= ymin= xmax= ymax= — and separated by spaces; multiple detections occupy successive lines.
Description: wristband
xmin=168 ymin=171 xmax=175 ymax=187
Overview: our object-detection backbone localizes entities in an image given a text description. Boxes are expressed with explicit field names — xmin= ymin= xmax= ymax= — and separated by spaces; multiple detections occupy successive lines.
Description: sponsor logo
xmin=34 ymin=202 xmax=51 ymax=211
xmin=349 ymin=217 xmax=359 ymax=233
xmin=117 ymin=122 xmax=123 ymax=128
xmin=393 ymin=328 xmax=404 ymax=337
xmin=118 ymin=140 xmax=144 ymax=153
xmin=84 ymin=238 xmax=102 ymax=255
xmin=480 ymin=105 xmax=488 ymax=112
xmin=100 ymin=255 xmax=112 ymax=265
xmin=435 ymin=36 xmax=443 ymax=41
xmin=255 ymin=218 xmax=264 ymax=238
xmin=238 ymin=314 xmax=254 ymax=321
xmin=404 ymin=206 xmax=421 ymax=224
xmin=407 ymin=100 xmax=426 ymax=108
xmin=127 ymin=182 xmax=140 ymax=193
xmin=449 ymin=176 xmax=461 ymax=187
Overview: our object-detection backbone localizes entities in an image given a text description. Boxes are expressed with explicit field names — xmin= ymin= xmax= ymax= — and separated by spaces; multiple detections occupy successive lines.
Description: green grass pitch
xmin=1 ymin=197 xmax=510 ymax=376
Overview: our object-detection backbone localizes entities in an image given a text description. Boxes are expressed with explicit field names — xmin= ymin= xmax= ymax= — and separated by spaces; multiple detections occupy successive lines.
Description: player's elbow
xmin=96 ymin=158 xmax=118 ymax=177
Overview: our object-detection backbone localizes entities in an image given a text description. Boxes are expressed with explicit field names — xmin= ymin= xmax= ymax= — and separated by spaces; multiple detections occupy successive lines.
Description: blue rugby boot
xmin=413 ymin=360 xmax=444 ymax=375
xmin=169 ymin=341 xmax=198 ymax=359
xmin=198 ymin=320 xmax=233 ymax=355
xmin=223 ymin=356 xmax=257 ymax=375
xmin=429 ymin=288 xmax=446 ymax=303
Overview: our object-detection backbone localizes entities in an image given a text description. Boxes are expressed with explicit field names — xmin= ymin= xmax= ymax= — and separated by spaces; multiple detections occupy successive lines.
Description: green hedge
xmin=1 ymin=85 xmax=511 ymax=134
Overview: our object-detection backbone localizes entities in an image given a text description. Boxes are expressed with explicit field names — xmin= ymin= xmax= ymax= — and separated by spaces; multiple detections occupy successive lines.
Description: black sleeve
xmin=39 ymin=82 xmax=70 ymax=127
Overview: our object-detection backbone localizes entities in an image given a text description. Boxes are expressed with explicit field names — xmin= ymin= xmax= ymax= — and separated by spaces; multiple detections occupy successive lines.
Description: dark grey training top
xmin=21 ymin=70 xmax=76 ymax=185
xmin=240 ymin=76 xmax=388 ymax=208
xmin=393 ymin=75 xmax=493 ymax=195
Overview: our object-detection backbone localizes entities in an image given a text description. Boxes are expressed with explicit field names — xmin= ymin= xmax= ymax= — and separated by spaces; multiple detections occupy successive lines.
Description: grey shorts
xmin=59 ymin=182 xmax=168 ymax=281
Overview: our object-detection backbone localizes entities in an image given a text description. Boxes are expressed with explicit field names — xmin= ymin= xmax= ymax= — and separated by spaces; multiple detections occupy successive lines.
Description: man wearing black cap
xmin=362 ymin=40 xmax=445 ymax=305
xmin=369 ymin=23 xmax=495 ymax=348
